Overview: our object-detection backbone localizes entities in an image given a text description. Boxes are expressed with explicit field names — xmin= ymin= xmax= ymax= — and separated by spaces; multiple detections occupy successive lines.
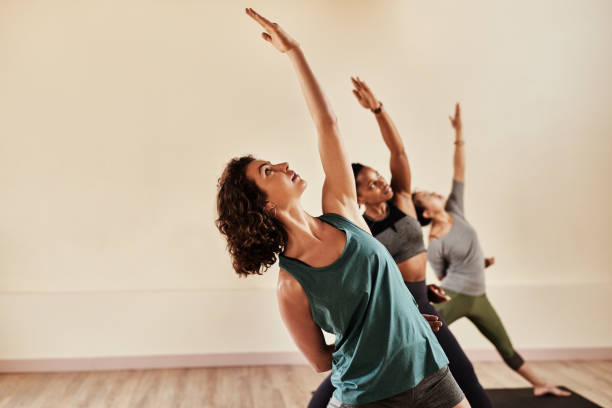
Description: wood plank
xmin=0 ymin=361 xmax=609 ymax=407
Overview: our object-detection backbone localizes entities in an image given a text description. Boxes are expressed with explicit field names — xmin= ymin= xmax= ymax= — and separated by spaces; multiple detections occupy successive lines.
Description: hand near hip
xmin=422 ymin=314 xmax=443 ymax=332
xmin=427 ymin=284 xmax=451 ymax=303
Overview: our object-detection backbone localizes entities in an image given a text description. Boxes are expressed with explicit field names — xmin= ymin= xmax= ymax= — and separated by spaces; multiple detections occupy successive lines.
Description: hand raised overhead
xmin=245 ymin=8 xmax=299 ymax=53
xmin=449 ymin=103 xmax=462 ymax=132
xmin=350 ymin=76 xmax=380 ymax=111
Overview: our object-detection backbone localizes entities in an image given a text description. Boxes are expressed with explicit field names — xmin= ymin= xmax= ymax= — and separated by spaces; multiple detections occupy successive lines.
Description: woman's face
xmin=356 ymin=166 xmax=393 ymax=205
xmin=413 ymin=191 xmax=445 ymax=216
xmin=245 ymin=159 xmax=307 ymax=210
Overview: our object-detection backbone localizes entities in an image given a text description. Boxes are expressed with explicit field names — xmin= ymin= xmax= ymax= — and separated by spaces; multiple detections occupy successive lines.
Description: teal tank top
xmin=279 ymin=213 xmax=448 ymax=405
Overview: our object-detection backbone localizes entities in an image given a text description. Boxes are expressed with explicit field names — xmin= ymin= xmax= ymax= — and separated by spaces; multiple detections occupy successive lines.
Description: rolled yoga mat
xmin=487 ymin=387 xmax=603 ymax=408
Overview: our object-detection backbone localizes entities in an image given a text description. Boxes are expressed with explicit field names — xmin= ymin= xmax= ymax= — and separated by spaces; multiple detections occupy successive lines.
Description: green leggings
xmin=435 ymin=289 xmax=524 ymax=370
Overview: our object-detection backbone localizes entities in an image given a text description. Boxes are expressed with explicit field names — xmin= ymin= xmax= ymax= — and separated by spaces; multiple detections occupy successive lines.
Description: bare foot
xmin=533 ymin=384 xmax=571 ymax=397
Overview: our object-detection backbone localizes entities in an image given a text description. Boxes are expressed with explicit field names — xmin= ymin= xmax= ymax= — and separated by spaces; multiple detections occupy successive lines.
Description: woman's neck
xmin=431 ymin=209 xmax=452 ymax=227
xmin=278 ymin=205 xmax=326 ymax=257
xmin=364 ymin=200 xmax=389 ymax=221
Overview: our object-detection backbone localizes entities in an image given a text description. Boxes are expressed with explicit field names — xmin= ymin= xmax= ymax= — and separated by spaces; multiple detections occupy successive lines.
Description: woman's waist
xmin=397 ymin=252 xmax=427 ymax=281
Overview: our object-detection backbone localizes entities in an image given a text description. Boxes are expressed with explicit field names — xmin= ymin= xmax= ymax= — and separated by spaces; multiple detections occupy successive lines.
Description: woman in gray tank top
xmin=413 ymin=103 xmax=570 ymax=398
xmin=216 ymin=9 xmax=468 ymax=408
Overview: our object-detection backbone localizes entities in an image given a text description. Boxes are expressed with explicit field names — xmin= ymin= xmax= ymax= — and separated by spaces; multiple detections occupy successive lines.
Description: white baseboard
xmin=1 ymin=348 xmax=610 ymax=373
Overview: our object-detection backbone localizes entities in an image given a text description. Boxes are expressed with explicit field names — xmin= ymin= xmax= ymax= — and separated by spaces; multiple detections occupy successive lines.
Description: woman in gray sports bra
xmin=308 ymin=78 xmax=492 ymax=408
xmin=413 ymin=103 xmax=570 ymax=398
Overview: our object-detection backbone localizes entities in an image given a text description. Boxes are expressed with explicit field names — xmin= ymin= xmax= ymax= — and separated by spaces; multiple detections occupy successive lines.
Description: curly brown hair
xmin=216 ymin=155 xmax=288 ymax=277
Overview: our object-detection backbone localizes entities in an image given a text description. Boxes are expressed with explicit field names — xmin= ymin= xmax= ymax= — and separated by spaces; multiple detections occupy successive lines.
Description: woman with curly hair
xmin=308 ymin=79 xmax=493 ymax=408
xmin=216 ymin=8 xmax=469 ymax=408
xmin=413 ymin=103 xmax=570 ymax=398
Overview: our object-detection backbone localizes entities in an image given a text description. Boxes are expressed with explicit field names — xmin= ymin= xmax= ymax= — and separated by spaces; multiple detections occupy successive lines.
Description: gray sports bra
xmin=363 ymin=200 xmax=427 ymax=264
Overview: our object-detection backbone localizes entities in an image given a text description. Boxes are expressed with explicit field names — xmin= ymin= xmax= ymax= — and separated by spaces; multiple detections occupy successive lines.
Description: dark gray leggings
xmin=326 ymin=366 xmax=464 ymax=408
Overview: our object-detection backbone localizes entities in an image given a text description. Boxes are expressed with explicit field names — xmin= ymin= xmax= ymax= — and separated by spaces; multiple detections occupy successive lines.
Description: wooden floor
xmin=1 ymin=361 xmax=611 ymax=408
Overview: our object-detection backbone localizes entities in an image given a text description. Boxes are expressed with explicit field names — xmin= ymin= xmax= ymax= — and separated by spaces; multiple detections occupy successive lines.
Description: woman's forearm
xmin=287 ymin=47 xmax=337 ymax=131
xmin=453 ymin=129 xmax=465 ymax=181
xmin=374 ymin=107 xmax=406 ymax=157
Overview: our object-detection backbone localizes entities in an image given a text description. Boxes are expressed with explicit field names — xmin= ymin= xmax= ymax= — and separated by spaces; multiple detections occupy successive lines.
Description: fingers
xmin=352 ymin=89 xmax=362 ymax=102
xmin=422 ymin=314 xmax=443 ymax=331
xmin=556 ymin=389 xmax=571 ymax=397
xmin=352 ymin=76 xmax=373 ymax=95
xmin=359 ymin=77 xmax=373 ymax=93
xmin=246 ymin=8 xmax=274 ymax=30
xmin=536 ymin=386 xmax=571 ymax=397
xmin=431 ymin=284 xmax=444 ymax=293
xmin=351 ymin=76 xmax=368 ymax=90
xmin=262 ymin=32 xmax=272 ymax=42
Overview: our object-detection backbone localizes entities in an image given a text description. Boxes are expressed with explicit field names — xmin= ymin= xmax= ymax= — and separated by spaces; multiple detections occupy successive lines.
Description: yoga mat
xmin=486 ymin=387 xmax=603 ymax=408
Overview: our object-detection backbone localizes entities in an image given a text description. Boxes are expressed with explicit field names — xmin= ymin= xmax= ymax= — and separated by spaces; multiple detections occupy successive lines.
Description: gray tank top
xmin=427 ymin=180 xmax=486 ymax=296
xmin=364 ymin=200 xmax=427 ymax=264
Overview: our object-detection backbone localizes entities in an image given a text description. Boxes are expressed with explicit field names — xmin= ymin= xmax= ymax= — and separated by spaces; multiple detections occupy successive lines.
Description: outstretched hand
xmin=534 ymin=384 xmax=571 ymax=397
xmin=422 ymin=314 xmax=443 ymax=332
xmin=350 ymin=77 xmax=380 ymax=111
xmin=245 ymin=8 xmax=299 ymax=53
xmin=449 ymin=103 xmax=462 ymax=132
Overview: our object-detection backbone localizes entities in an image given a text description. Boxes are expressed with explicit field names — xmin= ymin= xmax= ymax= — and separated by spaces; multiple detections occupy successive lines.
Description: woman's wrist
xmin=371 ymin=101 xmax=383 ymax=114
xmin=286 ymin=45 xmax=303 ymax=57
xmin=454 ymin=130 xmax=464 ymax=145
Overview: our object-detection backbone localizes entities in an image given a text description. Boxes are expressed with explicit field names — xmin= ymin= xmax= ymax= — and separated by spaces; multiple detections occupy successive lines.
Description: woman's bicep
xmin=389 ymin=152 xmax=412 ymax=194
xmin=318 ymin=124 xmax=357 ymax=205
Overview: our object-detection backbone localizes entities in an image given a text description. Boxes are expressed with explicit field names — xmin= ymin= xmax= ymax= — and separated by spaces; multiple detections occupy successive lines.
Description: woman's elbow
xmin=315 ymin=114 xmax=338 ymax=132
xmin=308 ymin=353 xmax=332 ymax=373
xmin=311 ymin=359 xmax=332 ymax=373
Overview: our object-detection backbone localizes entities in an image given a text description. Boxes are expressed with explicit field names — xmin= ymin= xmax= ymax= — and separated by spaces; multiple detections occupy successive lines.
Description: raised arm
xmin=450 ymin=103 xmax=465 ymax=182
xmin=246 ymin=9 xmax=364 ymax=227
xmin=351 ymin=77 xmax=412 ymax=196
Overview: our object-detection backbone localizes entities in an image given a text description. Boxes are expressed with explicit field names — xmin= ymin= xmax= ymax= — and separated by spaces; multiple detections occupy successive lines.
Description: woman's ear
xmin=264 ymin=202 xmax=277 ymax=217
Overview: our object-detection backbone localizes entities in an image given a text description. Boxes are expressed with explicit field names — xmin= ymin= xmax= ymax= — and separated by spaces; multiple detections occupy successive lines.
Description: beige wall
xmin=1 ymin=0 xmax=611 ymax=359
